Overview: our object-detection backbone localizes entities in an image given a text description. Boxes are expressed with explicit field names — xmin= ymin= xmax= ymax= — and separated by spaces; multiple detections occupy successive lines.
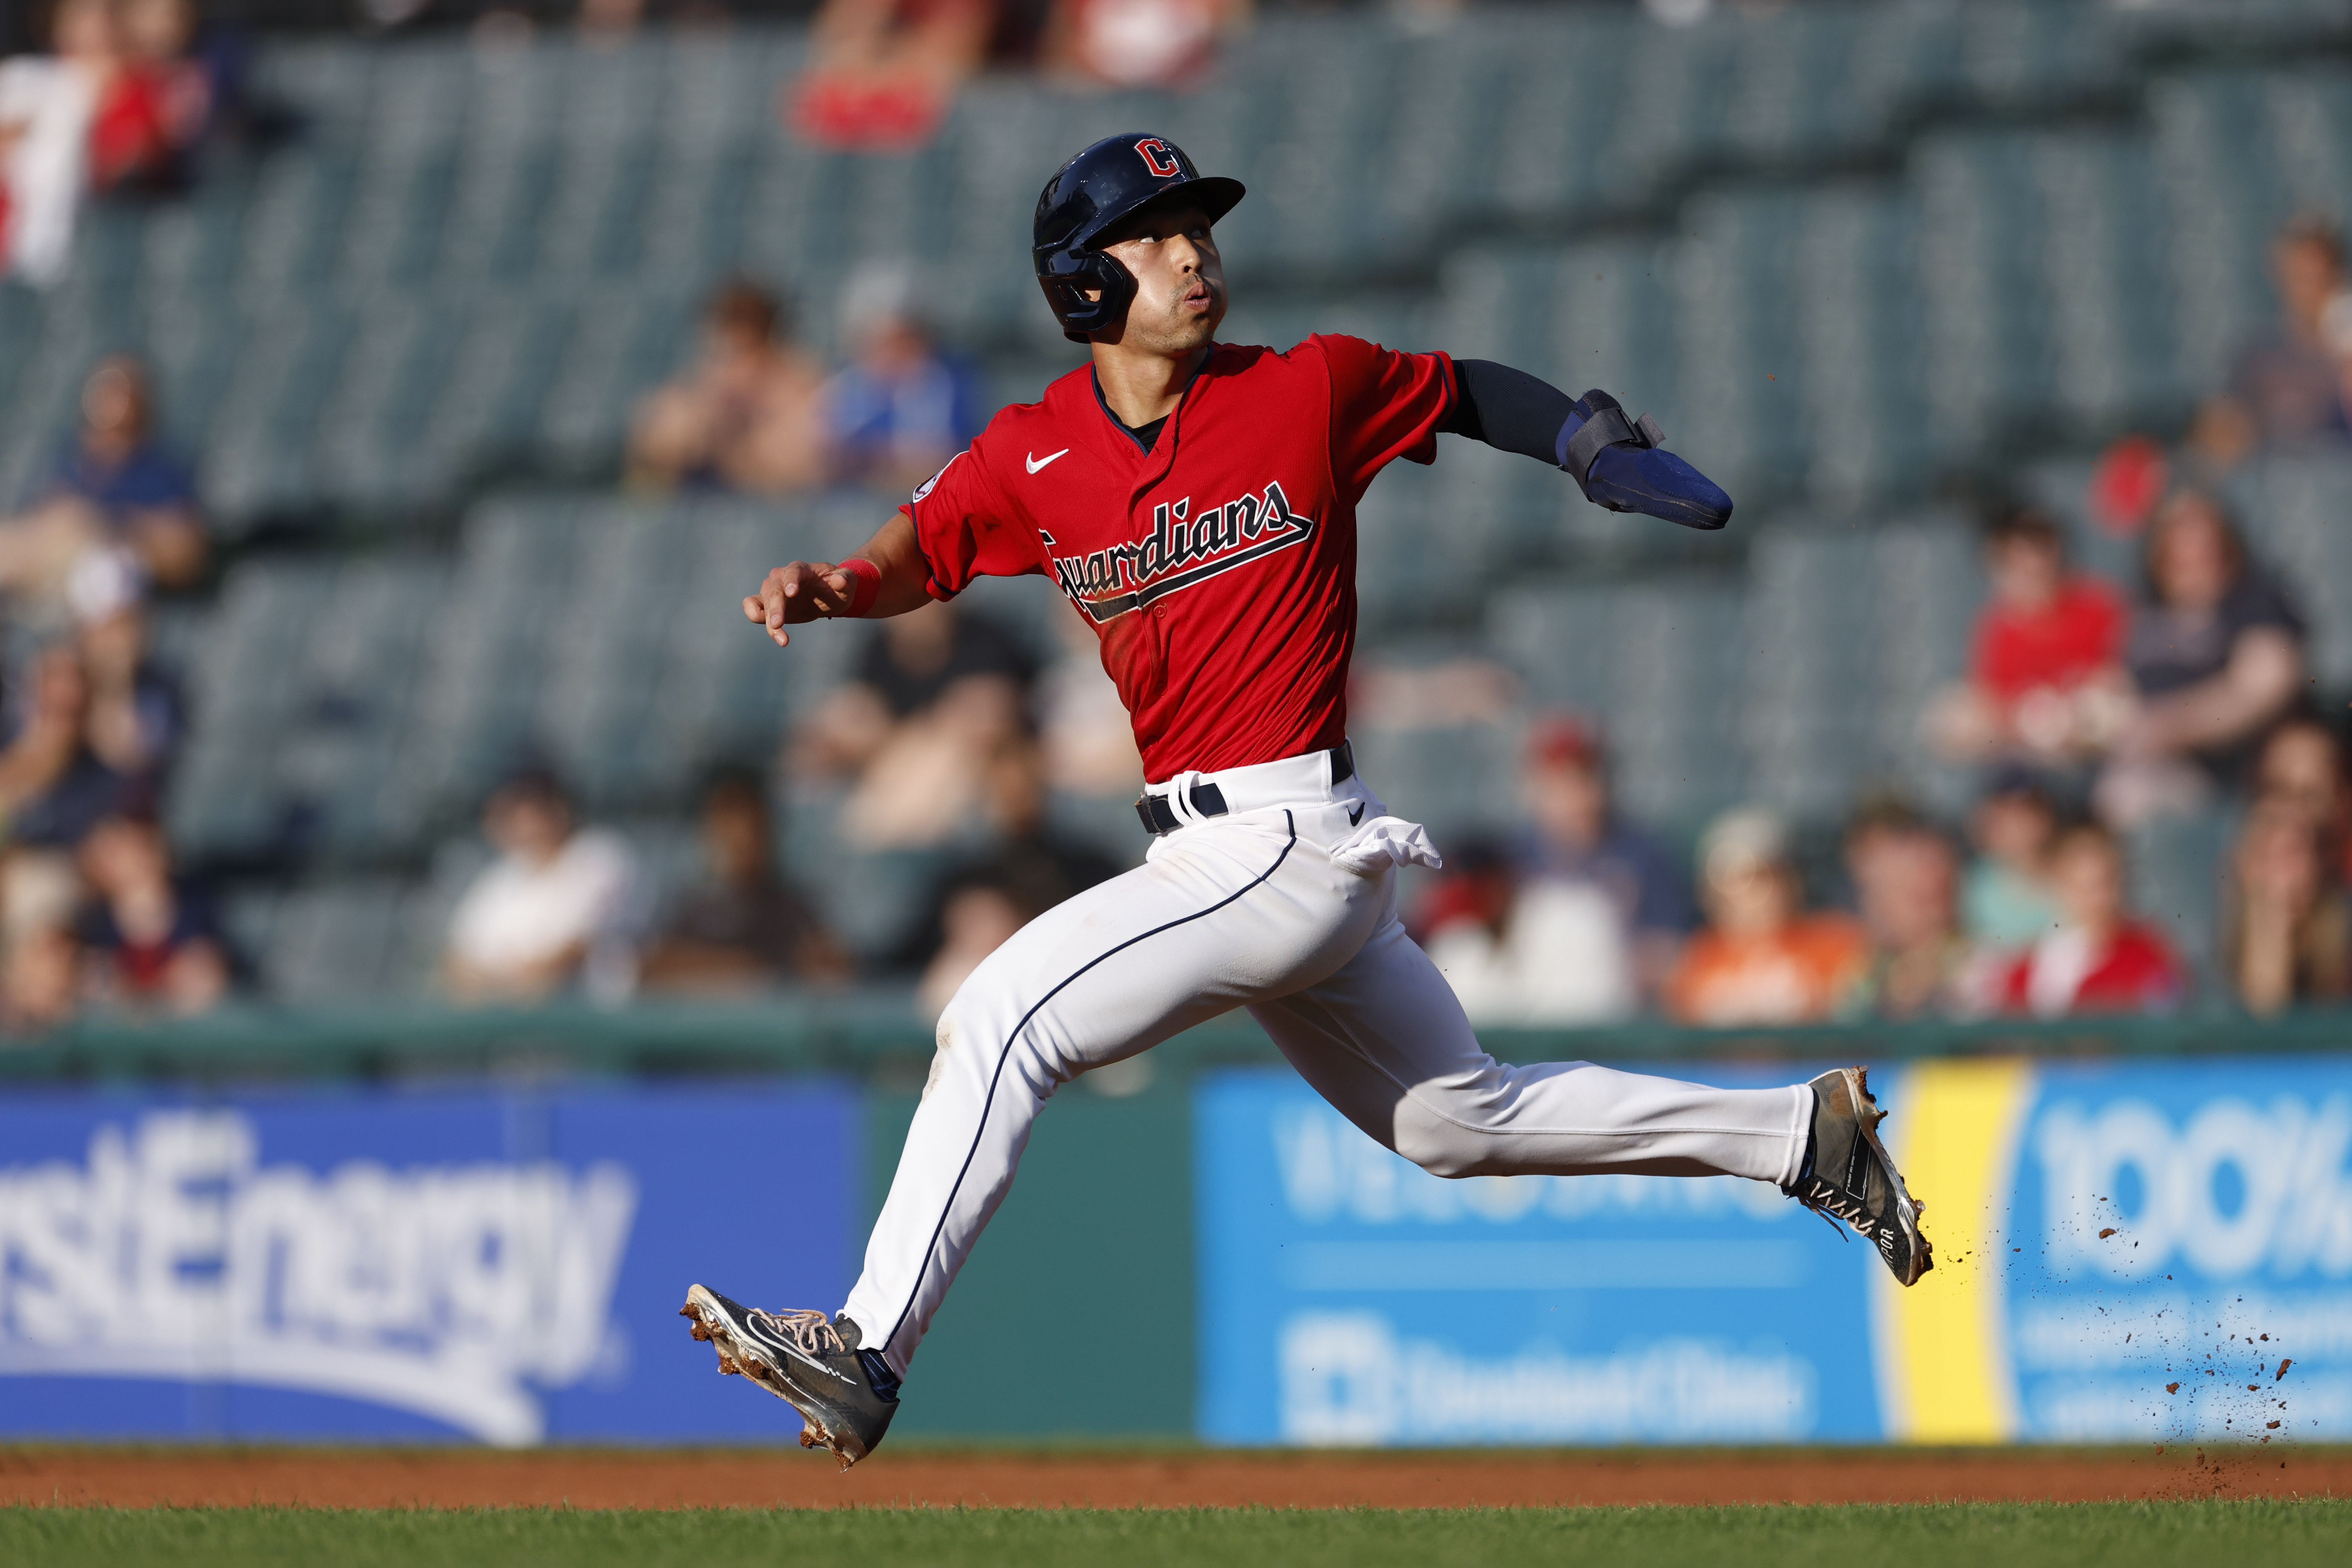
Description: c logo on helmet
xmin=1134 ymin=138 xmax=1183 ymax=179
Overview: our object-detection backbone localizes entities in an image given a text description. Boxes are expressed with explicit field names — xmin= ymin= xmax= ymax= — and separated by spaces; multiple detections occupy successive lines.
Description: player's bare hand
xmin=743 ymin=562 xmax=855 ymax=647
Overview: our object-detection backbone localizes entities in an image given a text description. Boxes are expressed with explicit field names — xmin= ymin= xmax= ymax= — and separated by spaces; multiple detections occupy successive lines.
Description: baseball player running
xmin=683 ymin=134 xmax=1930 ymax=1466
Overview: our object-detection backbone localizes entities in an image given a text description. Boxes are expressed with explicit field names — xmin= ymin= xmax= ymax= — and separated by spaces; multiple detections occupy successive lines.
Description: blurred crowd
xmin=12 ymin=79 xmax=2352 ymax=1035
xmin=433 ymin=584 xmax=1137 ymax=1015
xmin=0 ymin=352 xmax=214 ymax=1028
xmin=1412 ymin=717 xmax=2213 ymax=1029
xmin=781 ymin=0 xmax=1256 ymax=149
xmin=0 ymin=0 xmax=1261 ymax=252
xmin=0 ymin=0 xmax=272 ymax=285
xmin=1415 ymin=215 xmax=2352 ymax=1031
xmin=626 ymin=274 xmax=984 ymax=500
xmin=0 ymin=348 xmax=1129 ymax=1029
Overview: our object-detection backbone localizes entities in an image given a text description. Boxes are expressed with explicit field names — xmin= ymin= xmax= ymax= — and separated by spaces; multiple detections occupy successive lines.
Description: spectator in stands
xmin=0 ymin=552 xmax=181 ymax=828
xmin=1 ymin=839 xmax=76 ymax=1006
xmin=2223 ymin=795 xmax=2352 ymax=1016
xmin=0 ymin=843 xmax=83 ymax=1030
xmin=0 ymin=0 xmax=109 ymax=288
xmin=1842 ymin=797 xmax=1977 ymax=1020
xmin=87 ymin=0 xmax=180 ymax=194
xmin=2254 ymin=715 xmax=2352 ymax=881
xmin=97 ymin=0 xmax=214 ymax=194
xmin=1960 ymin=770 xmax=2061 ymax=950
xmin=1516 ymin=714 xmax=1684 ymax=1004
xmin=2189 ymin=215 xmax=2350 ymax=469
xmin=1663 ymin=807 xmax=1867 ymax=1027
xmin=70 ymin=546 xmax=181 ymax=784
xmin=1412 ymin=713 xmax=1673 ymax=1026
xmin=74 ymin=809 xmax=225 ymax=1015
xmin=1040 ymin=0 xmax=1248 ymax=89
xmin=628 ymin=279 xmax=829 ymax=498
xmin=1420 ymin=835 xmax=1635 ymax=1026
xmin=2097 ymin=489 xmax=2305 ymax=824
xmin=824 ymin=268 xmax=982 ymax=496
xmin=0 ymin=643 xmax=139 ymax=849
xmin=0 ymin=356 xmax=207 ymax=627
xmin=442 ymin=766 xmax=641 ymax=1005
xmin=1417 ymin=840 xmax=1526 ymax=1021
xmin=904 ymin=732 xmax=1121 ymax=1017
xmin=794 ymin=599 xmax=1036 ymax=849
xmin=787 ymin=0 xmax=993 ymax=151
xmin=1998 ymin=820 xmax=2185 ymax=1017
xmin=638 ymin=767 xmax=850 ymax=994
xmin=1925 ymin=508 xmax=2129 ymax=772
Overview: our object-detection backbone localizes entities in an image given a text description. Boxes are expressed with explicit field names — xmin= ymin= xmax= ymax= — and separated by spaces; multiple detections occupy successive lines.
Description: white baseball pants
xmin=839 ymin=746 xmax=1813 ymax=1375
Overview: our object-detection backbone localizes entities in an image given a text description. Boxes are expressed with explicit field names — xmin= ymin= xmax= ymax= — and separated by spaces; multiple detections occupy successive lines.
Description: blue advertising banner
xmin=0 ymin=1081 xmax=855 ymax=1443
xmin=1200 ymin=1057 xmax=2352 ymax=1447
xmin=1926 ymin=1056 xmax=2352 ymax=1445
xmin=1194 ymin=1066 xmax=1880 ymax=1446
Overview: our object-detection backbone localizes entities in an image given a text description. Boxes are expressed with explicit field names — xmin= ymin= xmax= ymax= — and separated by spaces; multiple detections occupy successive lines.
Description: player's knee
xmin=928 ymin=997 xmax=1079 ymax=1101
xmin=1392 ymin=1116 xmax=1482 ymax=1179
xmin=923 ymin=1007 xmax=1004 ymax=1101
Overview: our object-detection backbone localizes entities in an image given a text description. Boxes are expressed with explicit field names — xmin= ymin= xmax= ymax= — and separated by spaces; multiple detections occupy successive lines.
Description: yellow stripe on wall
xmin=1871 ymin=1057 xmax=2036 ymax=1443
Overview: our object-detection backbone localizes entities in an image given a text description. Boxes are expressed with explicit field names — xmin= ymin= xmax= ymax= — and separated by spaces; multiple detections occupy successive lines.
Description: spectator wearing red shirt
xmin=2000 ymin=821 xmax=2185 ymax=1017
xmin=787 ymin=0 xmax=994 ymax=151
xmin=1927 ymin=509 xmax=2129 ymax=769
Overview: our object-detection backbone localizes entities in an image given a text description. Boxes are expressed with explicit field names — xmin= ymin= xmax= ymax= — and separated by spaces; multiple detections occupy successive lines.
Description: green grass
xmin=4 ymin=1502 xmax=2349 ymax=1568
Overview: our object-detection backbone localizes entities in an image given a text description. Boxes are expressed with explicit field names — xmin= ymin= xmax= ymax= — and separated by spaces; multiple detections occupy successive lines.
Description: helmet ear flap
xmin=1037 ymin=249 xmax=1138 ymax=342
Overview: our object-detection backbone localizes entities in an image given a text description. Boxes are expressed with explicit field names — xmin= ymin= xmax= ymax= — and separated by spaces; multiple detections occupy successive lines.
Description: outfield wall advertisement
xmin=4 ymin=1054 xmax=2345 ymax=1447
xmin=1195 ymin=1058 xmax=2352 ymax=1447
xmin=0 ymin=1082 xmax=855 ymax=1444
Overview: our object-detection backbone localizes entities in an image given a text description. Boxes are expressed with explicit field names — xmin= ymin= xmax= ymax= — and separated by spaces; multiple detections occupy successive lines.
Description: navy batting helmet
xmin=1033 ymin=133 xmax=1245 ymax=342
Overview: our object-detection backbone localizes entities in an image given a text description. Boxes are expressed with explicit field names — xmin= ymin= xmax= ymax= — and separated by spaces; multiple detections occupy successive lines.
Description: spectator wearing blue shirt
xmin=0 ymin=356 xmax=207 ymax=626
xmin=76 ymin=809 xmax=229 ymax=1017
xmin=0 ymin=644 xmax=140 ymax=851
xmin=71 ymin=547 xmax=184 ymax=789
xmin=825 ymin=270 xmax=982 ymax=494
xmin=1516 ymin=714 xmax=1694 ymax=1006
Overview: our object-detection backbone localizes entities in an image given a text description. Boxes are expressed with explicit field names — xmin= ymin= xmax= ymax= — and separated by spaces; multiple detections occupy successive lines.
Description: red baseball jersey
xmin=899 ymin=334 xmax=1455 ymax=782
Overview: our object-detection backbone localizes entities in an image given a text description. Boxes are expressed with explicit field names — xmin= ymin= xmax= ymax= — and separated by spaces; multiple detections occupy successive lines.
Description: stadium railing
xmin=3 ymin=996 xmax=2345 ymax=1082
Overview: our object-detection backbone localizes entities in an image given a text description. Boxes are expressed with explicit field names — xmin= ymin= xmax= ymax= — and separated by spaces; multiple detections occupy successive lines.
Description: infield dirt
xmin=3 ymin=1445 xmax=2346 ymax=1510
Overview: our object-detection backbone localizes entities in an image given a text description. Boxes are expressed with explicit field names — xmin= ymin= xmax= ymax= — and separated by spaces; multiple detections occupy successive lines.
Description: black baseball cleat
xmin=681 ymin=1284 xmax=900 ymax=1469
xmin=1787 ymin=1066 xmax=1933 ymax=1287
xmin=1557 ymin=389 xmax=1734 ymax=531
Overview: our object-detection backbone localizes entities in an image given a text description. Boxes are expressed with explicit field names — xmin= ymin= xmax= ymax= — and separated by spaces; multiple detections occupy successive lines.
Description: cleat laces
xmin=747 ymin=1306 xmax=847 ymax=1358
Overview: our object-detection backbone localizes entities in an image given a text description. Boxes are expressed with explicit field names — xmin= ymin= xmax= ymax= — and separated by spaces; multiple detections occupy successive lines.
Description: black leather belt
xmin=1136 ymin=741 xmax=1354 ymax=836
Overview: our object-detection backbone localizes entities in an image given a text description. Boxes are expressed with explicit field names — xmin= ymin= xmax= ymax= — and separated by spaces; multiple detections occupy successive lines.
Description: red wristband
xmin=838 ymin=557 xmax=882 ymax=617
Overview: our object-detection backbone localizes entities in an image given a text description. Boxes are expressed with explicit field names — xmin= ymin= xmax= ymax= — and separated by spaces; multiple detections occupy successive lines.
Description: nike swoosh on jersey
xmin=1348 ymin=802 xmax=1366 ymax=826
xmin=1026 ymin=448 xmax=1071 ymax=474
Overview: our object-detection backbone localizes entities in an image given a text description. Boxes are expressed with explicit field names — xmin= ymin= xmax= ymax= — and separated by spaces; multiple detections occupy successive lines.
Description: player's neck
xmin=1089 ymin=342 xmax=1212 ymax=431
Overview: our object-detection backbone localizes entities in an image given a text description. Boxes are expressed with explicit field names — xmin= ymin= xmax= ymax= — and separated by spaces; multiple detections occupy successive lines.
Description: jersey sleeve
xmin=897 ymin=432 xmax=1044 ymax=600
xmin=1310 ymin=333 xmax=1457 ymax=499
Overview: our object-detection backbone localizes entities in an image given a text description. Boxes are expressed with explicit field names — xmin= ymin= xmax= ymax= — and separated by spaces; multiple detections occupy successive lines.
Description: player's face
xmin=1097 ymin=203 xmax=1226 ymax=353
